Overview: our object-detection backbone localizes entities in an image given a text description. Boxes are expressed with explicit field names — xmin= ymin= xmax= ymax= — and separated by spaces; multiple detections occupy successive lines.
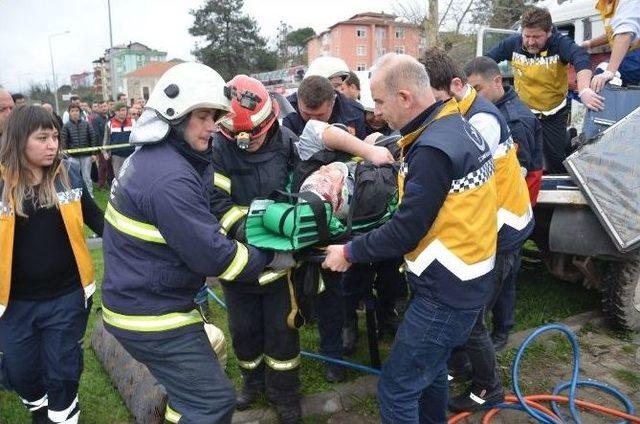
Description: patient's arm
xmin=322 ymin=125 xmax=394 ymax=165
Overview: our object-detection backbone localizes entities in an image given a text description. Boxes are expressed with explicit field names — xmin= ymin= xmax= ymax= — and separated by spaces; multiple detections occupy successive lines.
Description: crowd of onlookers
xmin=0 ymin=90 xmax=142 ymax=197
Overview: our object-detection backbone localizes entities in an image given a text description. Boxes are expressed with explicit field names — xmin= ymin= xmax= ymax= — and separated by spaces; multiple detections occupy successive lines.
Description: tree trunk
xmin=424 ymin=0 xmax=440 ymax=47
xmin=91 ymin=314 xmax=167 ymax=424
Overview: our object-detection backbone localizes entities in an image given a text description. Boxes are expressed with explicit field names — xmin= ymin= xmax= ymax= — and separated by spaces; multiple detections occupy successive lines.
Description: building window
xmin=357 ymin=63 xmax=367 ymax=71
xmin=395 ymin=46 xmax=405 ymax=54
xmin=357 ymin=45 xmax=366 ymax=56
xmin=395 ymin=28 xmax=405 ymax=39
xmin=356 ymin=27 xmax=367 ymax=38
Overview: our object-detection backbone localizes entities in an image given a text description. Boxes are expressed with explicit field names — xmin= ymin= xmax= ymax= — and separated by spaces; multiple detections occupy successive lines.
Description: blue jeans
xmin=378 ymin=294 xmax=481 ymax=424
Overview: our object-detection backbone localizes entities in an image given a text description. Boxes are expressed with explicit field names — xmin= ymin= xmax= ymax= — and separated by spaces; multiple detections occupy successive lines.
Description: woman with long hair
xmin=0 ymin=105 xmax=103 ymax=424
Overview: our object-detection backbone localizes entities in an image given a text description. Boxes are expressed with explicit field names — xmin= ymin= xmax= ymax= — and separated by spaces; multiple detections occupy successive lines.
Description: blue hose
xmin=206 ymin=287 xmax=382 ymax=376
xmin=511 ymin=323 xmax=636 ymax=423
xmin=208 ymin=286 xmax=637 ymax=422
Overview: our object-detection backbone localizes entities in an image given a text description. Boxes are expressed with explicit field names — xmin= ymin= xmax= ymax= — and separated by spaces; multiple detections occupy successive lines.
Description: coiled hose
xmin=207 ymin=287 xmax=638 ymax=423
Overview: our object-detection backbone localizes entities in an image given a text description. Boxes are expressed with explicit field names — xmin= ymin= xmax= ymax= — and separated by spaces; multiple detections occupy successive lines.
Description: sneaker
xmin=447 ymin=365 xmax=473 ymax=383
xmin=491 ymin=332 xmax=509 ymax=352
xmin=448 ymin=383 xmax=505 ymax=412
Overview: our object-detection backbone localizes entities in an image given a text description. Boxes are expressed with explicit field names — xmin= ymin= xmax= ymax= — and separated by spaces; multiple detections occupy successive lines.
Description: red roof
xmin=125 ymin=61 xmax=182 ymax=78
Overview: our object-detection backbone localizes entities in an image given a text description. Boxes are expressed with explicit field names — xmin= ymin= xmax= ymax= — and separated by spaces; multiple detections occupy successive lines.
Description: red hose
xmin=447 ymin=394 xmax=640 ymax=424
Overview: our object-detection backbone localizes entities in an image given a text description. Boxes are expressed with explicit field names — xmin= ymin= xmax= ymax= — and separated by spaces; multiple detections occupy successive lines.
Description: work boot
xmin=31 ymin=408 xmax=48 ymax=424
xmin=448 ymin=383 xmax=505 ymax=412
xmin=491 ymin=332 xmax=509 ymax=352
xmin=274 ymin=400 xmax=302 ymax=424
xmin=236 ymin=367 xmax=265 ymax=411
xmin=342 ymin=314 xmax=358 ymax=356
xmin=236 ymin=385 xmax=262 ymax=411
xmin=324 ymin=363 xmax=346 ymax=383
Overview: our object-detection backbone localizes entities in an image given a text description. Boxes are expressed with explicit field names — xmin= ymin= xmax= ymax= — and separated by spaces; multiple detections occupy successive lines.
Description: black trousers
xmin=115 ymin=327 xmax=236 ymax=424
xmin=342 ymin=259 xmax=407 ymax=322
xmin=540 ymin=105 xmax=570 ymax=174
xmin=316 ymin=269 xmax=345 ymax=359
xmin=222 ymin=278 xmax=301 ymax=404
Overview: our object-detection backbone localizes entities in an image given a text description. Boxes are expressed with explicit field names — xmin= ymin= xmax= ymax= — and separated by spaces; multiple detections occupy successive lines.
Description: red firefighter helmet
xmin=218 ymin=75 xmax=279 ymax=141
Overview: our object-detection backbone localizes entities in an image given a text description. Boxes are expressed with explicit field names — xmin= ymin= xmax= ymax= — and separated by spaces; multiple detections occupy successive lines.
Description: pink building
xmin=70 ymin=71 xmax=92 ymax=89
xmin=307 ymin=12 xmax=425 ymax=71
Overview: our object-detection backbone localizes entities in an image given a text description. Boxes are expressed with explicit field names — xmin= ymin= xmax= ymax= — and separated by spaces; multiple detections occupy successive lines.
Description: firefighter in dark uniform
xmin=101 ymin=63 xmax=293 ymax=424
xmin=282 ymin=74 xmax=367 ymax=382
xmin=206 ymin=75 xmax=302 ymax=423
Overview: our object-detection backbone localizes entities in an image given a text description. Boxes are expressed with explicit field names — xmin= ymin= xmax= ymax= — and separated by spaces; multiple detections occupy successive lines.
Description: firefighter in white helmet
xmin=304 ymin=55 xmax=350 ymax=89
xmin=101 ymin=63 xmax=293 ymax=424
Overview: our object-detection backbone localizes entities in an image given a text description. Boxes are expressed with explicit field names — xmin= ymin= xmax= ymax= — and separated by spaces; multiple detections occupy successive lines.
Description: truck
xmin=477 ymin=0 xmax=640 ymax=331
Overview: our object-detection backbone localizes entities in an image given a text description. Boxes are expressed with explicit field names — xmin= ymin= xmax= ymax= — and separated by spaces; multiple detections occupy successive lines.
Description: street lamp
xmin=48 ymin=30 xmax=70 ymax=115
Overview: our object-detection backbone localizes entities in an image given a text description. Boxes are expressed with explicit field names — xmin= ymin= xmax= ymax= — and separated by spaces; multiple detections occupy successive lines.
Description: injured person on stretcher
xmin=245 ymin=119 xmax=400 ymax=252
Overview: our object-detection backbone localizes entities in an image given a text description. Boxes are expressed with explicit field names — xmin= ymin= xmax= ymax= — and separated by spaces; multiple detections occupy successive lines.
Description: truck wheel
xmin=604 ymin=256 xmax=640 ymax=332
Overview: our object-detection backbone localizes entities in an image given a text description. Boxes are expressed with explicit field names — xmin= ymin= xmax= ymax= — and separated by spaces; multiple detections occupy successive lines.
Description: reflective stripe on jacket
xmin=101 ymin=140 xmax=271 ymax=340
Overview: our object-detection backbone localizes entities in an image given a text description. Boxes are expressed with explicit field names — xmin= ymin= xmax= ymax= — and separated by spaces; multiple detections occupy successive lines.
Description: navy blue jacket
xmin=347 ymin=102 xmax=496 ymax=309
xmin=283 ymin=91 xmax=366 ymax=139
xmin=101 ymin=139 xmax=272 ymax=340
xmin=486 ymin=28 xmax=591 ymax=73
xmin=495 ymin=87 xmax=543 ymax=173
xmin=465 ymin=93 xmax=533 ymax=252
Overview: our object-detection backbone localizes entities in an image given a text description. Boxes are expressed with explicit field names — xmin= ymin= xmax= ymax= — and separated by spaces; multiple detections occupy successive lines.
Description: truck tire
xmin=603 ymin=256 xmax=640 ymax=332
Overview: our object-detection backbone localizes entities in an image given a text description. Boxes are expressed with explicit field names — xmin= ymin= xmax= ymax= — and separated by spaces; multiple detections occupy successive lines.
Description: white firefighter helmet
xmin=146 ymin=62 xmax=231 ymax=122
xmin=357 ymin=71 xmax=374 ymax=112
xmin=131 ymin=62 xmax=231 ymax=145
xmin=304 ymin=56 xmax=350 ymax=81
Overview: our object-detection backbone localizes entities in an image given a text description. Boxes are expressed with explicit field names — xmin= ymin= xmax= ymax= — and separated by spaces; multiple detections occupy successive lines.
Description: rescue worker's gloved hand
xmin=268 ymin=252 xmax=296 ymax=270
xmin=590 ymin=70 xmax=615 ymax=93
xmin=579 ymin=87 xmax=605 ymax=111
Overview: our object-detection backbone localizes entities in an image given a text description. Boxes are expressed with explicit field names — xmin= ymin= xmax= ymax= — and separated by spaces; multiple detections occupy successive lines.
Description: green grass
xmin=0 ymin=250 xmax=133 ymax=424
xmin=511 ymin=265 xmax=600 ymax=332
xmin=613 ymin=368 xmax=640 ymax=391
xmin=0 ymin=184 xmax=604 ymax=421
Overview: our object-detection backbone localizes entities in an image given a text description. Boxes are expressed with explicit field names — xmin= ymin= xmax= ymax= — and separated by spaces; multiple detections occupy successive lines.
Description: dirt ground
xmin=315 ymin=323 xmax=640 ymax=424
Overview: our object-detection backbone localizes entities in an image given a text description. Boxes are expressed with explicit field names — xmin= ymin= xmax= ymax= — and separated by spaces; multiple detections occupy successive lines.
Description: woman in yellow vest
xmin=584 ymin=0 xmax=640 ymax=91
xmin=0 ymin=106 xmax=103 ymax=424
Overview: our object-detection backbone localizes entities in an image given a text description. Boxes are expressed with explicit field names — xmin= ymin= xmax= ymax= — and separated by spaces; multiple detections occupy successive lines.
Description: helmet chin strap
xmin=236 ymin=132 xmax=250 ymax=150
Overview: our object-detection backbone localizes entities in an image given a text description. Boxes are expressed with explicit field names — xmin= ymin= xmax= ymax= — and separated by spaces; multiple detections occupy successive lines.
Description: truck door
xmin=476 ymin=27 xmax=517 ymax=81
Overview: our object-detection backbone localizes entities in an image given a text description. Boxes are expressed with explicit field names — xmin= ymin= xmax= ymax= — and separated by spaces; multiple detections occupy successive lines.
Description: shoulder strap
xmin=275 ymin=189 xmax=330 ymax=244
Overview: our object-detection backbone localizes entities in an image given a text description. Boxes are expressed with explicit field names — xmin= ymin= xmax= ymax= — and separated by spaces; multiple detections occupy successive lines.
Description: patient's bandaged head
xmin=299 ymin=161 xmax=354 ymax=220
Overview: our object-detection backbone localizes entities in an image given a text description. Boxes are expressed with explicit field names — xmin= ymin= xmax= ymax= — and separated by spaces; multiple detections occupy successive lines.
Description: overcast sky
xmin=0 ymin=0 xmax=401 ymax=93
